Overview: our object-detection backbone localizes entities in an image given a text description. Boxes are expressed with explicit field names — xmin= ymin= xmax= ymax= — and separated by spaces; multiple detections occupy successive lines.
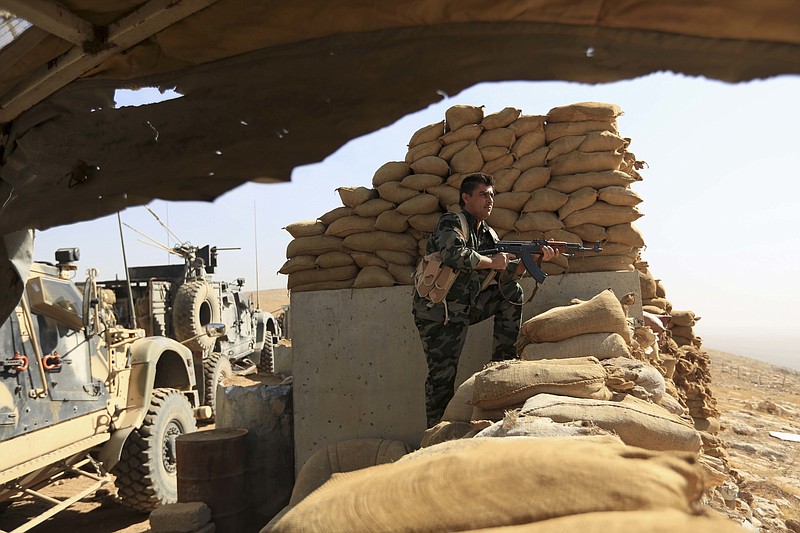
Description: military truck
xmin=0 ymin=248 xmax=214 ymax=526
xmin=98 ymin=243 xmax=281 ymax=418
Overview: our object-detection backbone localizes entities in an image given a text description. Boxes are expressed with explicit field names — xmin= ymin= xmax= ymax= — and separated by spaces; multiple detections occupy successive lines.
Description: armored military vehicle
xmin=0 ymin=247 xmax=213 ymax=524
xmin=98 ymin=243 xmax=281 ymax=418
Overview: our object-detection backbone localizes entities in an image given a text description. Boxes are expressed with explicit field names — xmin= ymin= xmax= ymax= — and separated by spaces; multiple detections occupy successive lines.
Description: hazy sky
xmin=35 ymin=72 xmax=800 ymax=369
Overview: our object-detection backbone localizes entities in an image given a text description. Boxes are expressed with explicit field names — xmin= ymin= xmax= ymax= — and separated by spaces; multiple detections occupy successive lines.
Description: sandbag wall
xmin=280 ymin=102 xmax=647 ymax=292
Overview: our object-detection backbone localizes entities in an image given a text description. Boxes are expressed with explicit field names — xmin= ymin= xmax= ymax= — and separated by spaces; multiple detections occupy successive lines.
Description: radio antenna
xmin=254 ymin=200 xmax=260 ymax=309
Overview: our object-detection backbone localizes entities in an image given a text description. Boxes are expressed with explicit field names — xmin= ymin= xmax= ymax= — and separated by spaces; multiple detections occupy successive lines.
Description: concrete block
xmin=273 ymin=344 xmax=292 ymax=376
xmin=289 ymin=271 xmax=641 ymax=476
xmin=216 ymin=382 xmax=294 ymax=530
xmin=149 ymin=502 xmax=211 ymax=533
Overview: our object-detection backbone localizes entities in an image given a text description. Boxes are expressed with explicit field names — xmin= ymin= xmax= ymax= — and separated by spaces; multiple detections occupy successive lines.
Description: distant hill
xmin=248 ymin=288 xmax=290 ymax=314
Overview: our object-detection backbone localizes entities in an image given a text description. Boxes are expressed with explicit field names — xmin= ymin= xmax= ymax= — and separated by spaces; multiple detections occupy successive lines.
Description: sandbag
xmin=401 ymin=173 xmax=443 ymax=191
xmin=408 ymin=121 xmax=444 ymax=147
xmin=558 ymin=186 xmax=598 ymax=220
xmin=474 ymin=411 xmax=614 ymax=439
xmin=562 ymin=202 xmax=642 ymax=227
xmin=477 ymin=127 xmax=515 ymax=148
xmin=396 ymin=193 xmax=440 ymax=215
xmin=426 ymin=184 xmax=460 ymax=208
xmin=283 ymin=220 xmax=326 ymax=238
xmin=547 ymin=170 xmax=635 ymax=194
xmin=405 ymin=139 xmax=442 ymax=163
xmin=290 ymin=279 xmax=354 ymax=293
xmin=520 ymin=332 xmax=631 ymax=361
xmin=486 ymin=207 xmax=519 ymax=231
xmin=352 ymin=265 xmax=395 ymax=288
xmin=521 ymin=188 xmax=568 ymax=212
xmin=450 ymin=142 xmax=484 ymax=174
xmin=439 ymin=139 xmax=470 ymax=161
xmin=481 ymin=153 xmax=515 ymax=174
xmin=544 ymin=120 xmax=618 ymax=143
xmin=373 ymin=209 xmax=409 ymax=233
xmin=353 ymin=198 xmax=395 ymax=217
xmin=419 ymin=420 xmax=474 ymax=448
xmin=494 ymin=191 xmax=530 ymax=211
xmin=508 ymin=114 xmax=546 ymax=136
xmin=325 ymin=215 xmax=377 ymax=237
xmin=513 ymin=146 xmax=550 ymax=171
xmin=481 ymin=107 xmax=521 ymax=129
xmin=568 ymin=255 xmax=635 ymax=273
xmin=442 ymin=375 xmax=476 ymax=423
xmin=515 ymin=211 xmax=564 ymax=232
xmin=376 ymin=181 xmax=418 ymax=203
xmin=336 ymin=186 xmax=377 ymax=208
xmin=269 ymin=437 xmax=705 ymax=533
xmin=548 ymin=150 xmax=625 ymax=177
xmin=278 ymin=255 xmax=316 ymax=275
xmin=287 ymin=265 xmax=359 ymax=289
xmin=603 ymin=357 xmax=667 ymax=403
xmin=492 ymin=168 xmax=522 ymax=192
xmin=520 ymin=393 xmax=702 ymax=452
xmin=375 ymin=250 xmax=415 ymax=266
xmin=371 ymin=161 xmax=410 ymax=187
xmin=387 ymin=263 xmax=414 ymax=285
xmin=606 ymin=222 xmax=645 ymax=247
xmin=546 ymin=102 xmax=623 ymax=123
xmin=441 ymin=124 xmax=482 ymax=144
xmin=520 ymin=289 xmax=630 ymax=343
xmin=318 ymin=206 xmax=353 ymax=225
xmin=343 ymin=231 xmax=417 ymax=252
xmin=598 ymin=185 xmax=643 ymax=206
xmin=410 ymin=155 xmax=450 ymax=177
xmin=446 ymin=104 xmax=484 ymax=131
xmin=315 ymin=251 xmax=354 ymax=269
xmin=470 ymin=358 xmax=612 ymax=410
xmin=511 ymin=128 xmax=546 ymax=157
xmin=286 ymin=235 xmax=344 ymax=258
xmin=290 ymin=439 xmax=410 ymax=506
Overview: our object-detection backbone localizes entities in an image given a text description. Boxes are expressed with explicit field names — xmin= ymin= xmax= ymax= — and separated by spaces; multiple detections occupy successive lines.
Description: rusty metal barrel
xmin=176 ymin=427 xmax=249 ymax=533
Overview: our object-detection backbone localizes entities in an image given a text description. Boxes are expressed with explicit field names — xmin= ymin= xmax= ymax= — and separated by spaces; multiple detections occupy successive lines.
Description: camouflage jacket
xmin=413 ymin=210 xmax=519 ymax=320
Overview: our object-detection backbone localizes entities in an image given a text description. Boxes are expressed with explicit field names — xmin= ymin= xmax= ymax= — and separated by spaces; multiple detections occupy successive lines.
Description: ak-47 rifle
xmin=481 ymin=240 xmax=603 ymax=284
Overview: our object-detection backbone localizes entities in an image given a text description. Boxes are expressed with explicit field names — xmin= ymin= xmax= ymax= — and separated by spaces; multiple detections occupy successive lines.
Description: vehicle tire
xmin=113 ymin=388 xmax=197 ymax=512
xmin=257 ymin=333 xmax=275 ymax=374
xmin=172 ymin=280 xmax=221 ymax=352
xmin=203 ymin=353 xmax=232 ymax=420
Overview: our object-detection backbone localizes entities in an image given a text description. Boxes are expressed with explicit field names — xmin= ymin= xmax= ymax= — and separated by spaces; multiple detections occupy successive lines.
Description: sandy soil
xmin=2 ymin=347 xmax=799 ymax=532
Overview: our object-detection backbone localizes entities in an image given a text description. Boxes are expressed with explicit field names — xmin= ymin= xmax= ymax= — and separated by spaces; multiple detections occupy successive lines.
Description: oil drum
xmin=176 ymin=427 xmax=249 ymax=532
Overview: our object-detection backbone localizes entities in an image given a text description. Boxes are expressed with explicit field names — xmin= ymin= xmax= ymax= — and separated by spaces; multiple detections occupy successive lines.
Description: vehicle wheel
xmin=257 ymin=333 xmax=275 ymax=374
xmin=113 ymin=388 xmax=197 ymax=512
xmin=172 ymin=280 xmax=221 ymax=352
xmin=203 ymin=353 xmax=232 ymax=420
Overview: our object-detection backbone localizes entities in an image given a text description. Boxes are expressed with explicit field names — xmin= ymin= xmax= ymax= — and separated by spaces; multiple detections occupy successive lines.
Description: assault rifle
xmin=481 ymin=240 xmax=603 ymax=283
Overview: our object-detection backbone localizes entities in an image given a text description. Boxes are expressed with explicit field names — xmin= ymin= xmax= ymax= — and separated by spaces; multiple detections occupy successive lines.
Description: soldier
xmin=413 ymin=172 xmax=558 ymax=428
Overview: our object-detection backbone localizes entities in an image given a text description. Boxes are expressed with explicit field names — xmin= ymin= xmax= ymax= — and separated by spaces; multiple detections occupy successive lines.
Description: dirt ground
xmin=2 ymin=347 xmax=799 ymax=532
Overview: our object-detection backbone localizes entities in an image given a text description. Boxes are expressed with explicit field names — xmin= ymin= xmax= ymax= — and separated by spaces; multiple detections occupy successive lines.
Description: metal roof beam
xmin=0 ymin=0 xmax=95 ymax=46
xmin=0 ymin=0 xmax=219 ymax=124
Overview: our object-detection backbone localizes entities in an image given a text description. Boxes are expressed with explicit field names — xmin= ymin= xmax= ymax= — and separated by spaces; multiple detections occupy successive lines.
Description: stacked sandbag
xmin=280 ymin=102 xmax=648 ymax=291
xmin=266 ymin=437 xmax=716 ymax=533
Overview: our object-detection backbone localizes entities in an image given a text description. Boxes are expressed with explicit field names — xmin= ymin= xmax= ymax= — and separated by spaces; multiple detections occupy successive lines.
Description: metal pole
xmin=117 ymin=211 xmax=137 ymax=328
xmin=253 ymin=200 xmax=260 ymax=309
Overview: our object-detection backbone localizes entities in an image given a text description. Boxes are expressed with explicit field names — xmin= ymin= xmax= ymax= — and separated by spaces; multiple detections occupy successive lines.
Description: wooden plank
xmin=0 ymin=26 xmax=49 ymax=78
xmin=0 ymin=0 xmax=95 ymax=45
xmin=0 ymin=0 xmax=219 ymax=124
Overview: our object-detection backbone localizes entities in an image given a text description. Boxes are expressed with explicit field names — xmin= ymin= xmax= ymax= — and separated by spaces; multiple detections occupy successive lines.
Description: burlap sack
xmin=441 ymin=123 xmax=483 ymax=144
xmin=353 ymin=198 xmax=395 ymax=217
xmin=606 ymin=222 xmax=645 ymax=247
xmin=408 ymin=121 xmax=445 ymax=147
xmin=315 ymin=251 xmax=354 ymax=268
xmin=568 ymin=255 xmax=635 ymax=273
xmin=286 ymin=235 xmax=344 ymax=258
xmin=371 ymin=161 xmax=410 ymax=187
xmin=486 ymin=207 xmax=519 ymax=231
xmin=598 ymin=185 xmax=643 ymax=206
xmin=558 ymin=186 xmax=598 ymax=219
xmin=470 ymin=358 xmax=612 ymax=409
xmin=426 ymin=184 xmax=460 ymax=208
xmin=520 ymin=393 xmax=702 ymax=452
xmin=373 ymin=209 xmax=409 ymax=233
xmin=671 ymin=310 xmax=698 ymax=327
xmin=278 ymin=255 xmax=316 ymax=275
xmin=516 ymin=212 xmax=564 ymax=232
xmin=546 ymin=102 xmax=623 ymax=123
xmin=325 ymin=215 xmax=377 ymax=237
xmin=545 ymin=134 xmax=585 ymax=161
xmin=513 ymin=146 xmax=550 ymax=171
xmin=543 ymin=229 xmax=583 ymax=243
xmin=492 ymin=191 xmax=529 ymax=211
xmin=548 ymin=150 xmax=625 ymax=177
xmin=397 ymin=193 xmax=439 ymax=215
xmin=376 ymin=181 xmax=418 ymax=203
xmin=442 ymin=375 xmax=476 ymax=423
xmin=439 ymin=139 xmax=470 ymax=161
xmin=343 ymin=231 xmax=417 ymax=252
xmin=283 ymin=220 xmax=326 ymax=238
xmin=450 ymin=142 xmax=484 ymax=174
xmin=445 ymin=104 xmax=484 ymax=131
xmin=544 ymin=120 xmax=618 ymax=143
xmin=547 ymin=170 xmax=635 ymax=194
xmin=287 ymin=265 xmax=359 ymax=289
xmin=480 ymin=146 xmax=510 ymax=161
xmin=491 ymin=168 xmax=521 ymax=192
xmin=405 ymin=139 xmax=443 ymax=163
xmin=481 ymin=107 xmax=521 ymax=129
xmin=508 ymin=114 xmax=546 ymax=136
xmin=400 ymin=173 xmax=443 ymax=191
xmin=290 ymin=279 xmax=354 ymax=293
xmin=603 ymin=357 xmax=667 ymax=402
xmin=410 ymin=155 xmax=450 ymax=177
xmin=512 ymin=167 xmax=551 ymax=192
xmin=466 ymin=509 xmax=750 ymax=533
xmin=481 ymin=153 xmax=515 ymax=174
xmin=375 ymin=250 xmax=415 ymax=265
xmin=639 ymin=268 xmax=658 ymax=300
xmin=352 ymin=265 xmax=395 ymax=288
xmin=419 ymin=421 xmax=474 ymax=448
xmin=318 ymin=206 xmax=353 ymax=225
xmin=580 ymin=130 xmax=628 ymax=153
xmin=477 ymin=127 xmax=515 ymax=148
xmin=337 ymin=186 xmax=377 ymax=208
xmin=269 ymin=437 xmax=704 ymax=533
xmin=520 ymin=289 xmax=630 ymax=343
xmin=562 ymin=202 xmax=642 ymax=227
xmin=387 ymin=263 xmax=414 ymax=285
xmin=520 ymin=332 xmax=631 ymax=361
xmin=521 ymin=188 xmax=567 ymax=212
xmin=567 ymin=223 xmax=608 ymax=243
xmin=474 ymin=411 xmax=614 ymax=439
xmin=511 ymin=128 xmax=546 ymax=157
xmin=350 ymin=252 xmax=386 ymax=268
xmin=656 ymin=279 xmax=667 ymax=298
xmin=289 ymin=439 xmax=410 ymax=506
xmin=408 ymin=212 xmax=442 ymax=232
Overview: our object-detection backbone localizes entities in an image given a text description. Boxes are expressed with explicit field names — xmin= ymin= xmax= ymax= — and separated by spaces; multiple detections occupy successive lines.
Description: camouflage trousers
xmin=413 ymin=280 xmax=523 ymax=428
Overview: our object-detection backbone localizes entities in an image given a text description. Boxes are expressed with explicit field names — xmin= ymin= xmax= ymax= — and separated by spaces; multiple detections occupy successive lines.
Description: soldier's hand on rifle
xmin=539 ymin=245 xmax=559 ymax=262
xmin=490 ymin=252 xmax=511 ymax=270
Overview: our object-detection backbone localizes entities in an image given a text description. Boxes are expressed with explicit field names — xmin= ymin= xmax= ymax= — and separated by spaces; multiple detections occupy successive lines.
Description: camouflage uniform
xmin=413 ymin=210 xmax=523 ymax=428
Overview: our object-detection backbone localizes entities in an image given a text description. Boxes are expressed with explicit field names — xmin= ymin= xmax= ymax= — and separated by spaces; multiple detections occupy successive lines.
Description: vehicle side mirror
xmin=204 ymin=323 xmax=226 ymax=338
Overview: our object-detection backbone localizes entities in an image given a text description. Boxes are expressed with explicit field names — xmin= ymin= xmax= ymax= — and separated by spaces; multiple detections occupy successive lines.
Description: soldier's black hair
xmin=459 ymin=172 xmax=495 ymax=207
